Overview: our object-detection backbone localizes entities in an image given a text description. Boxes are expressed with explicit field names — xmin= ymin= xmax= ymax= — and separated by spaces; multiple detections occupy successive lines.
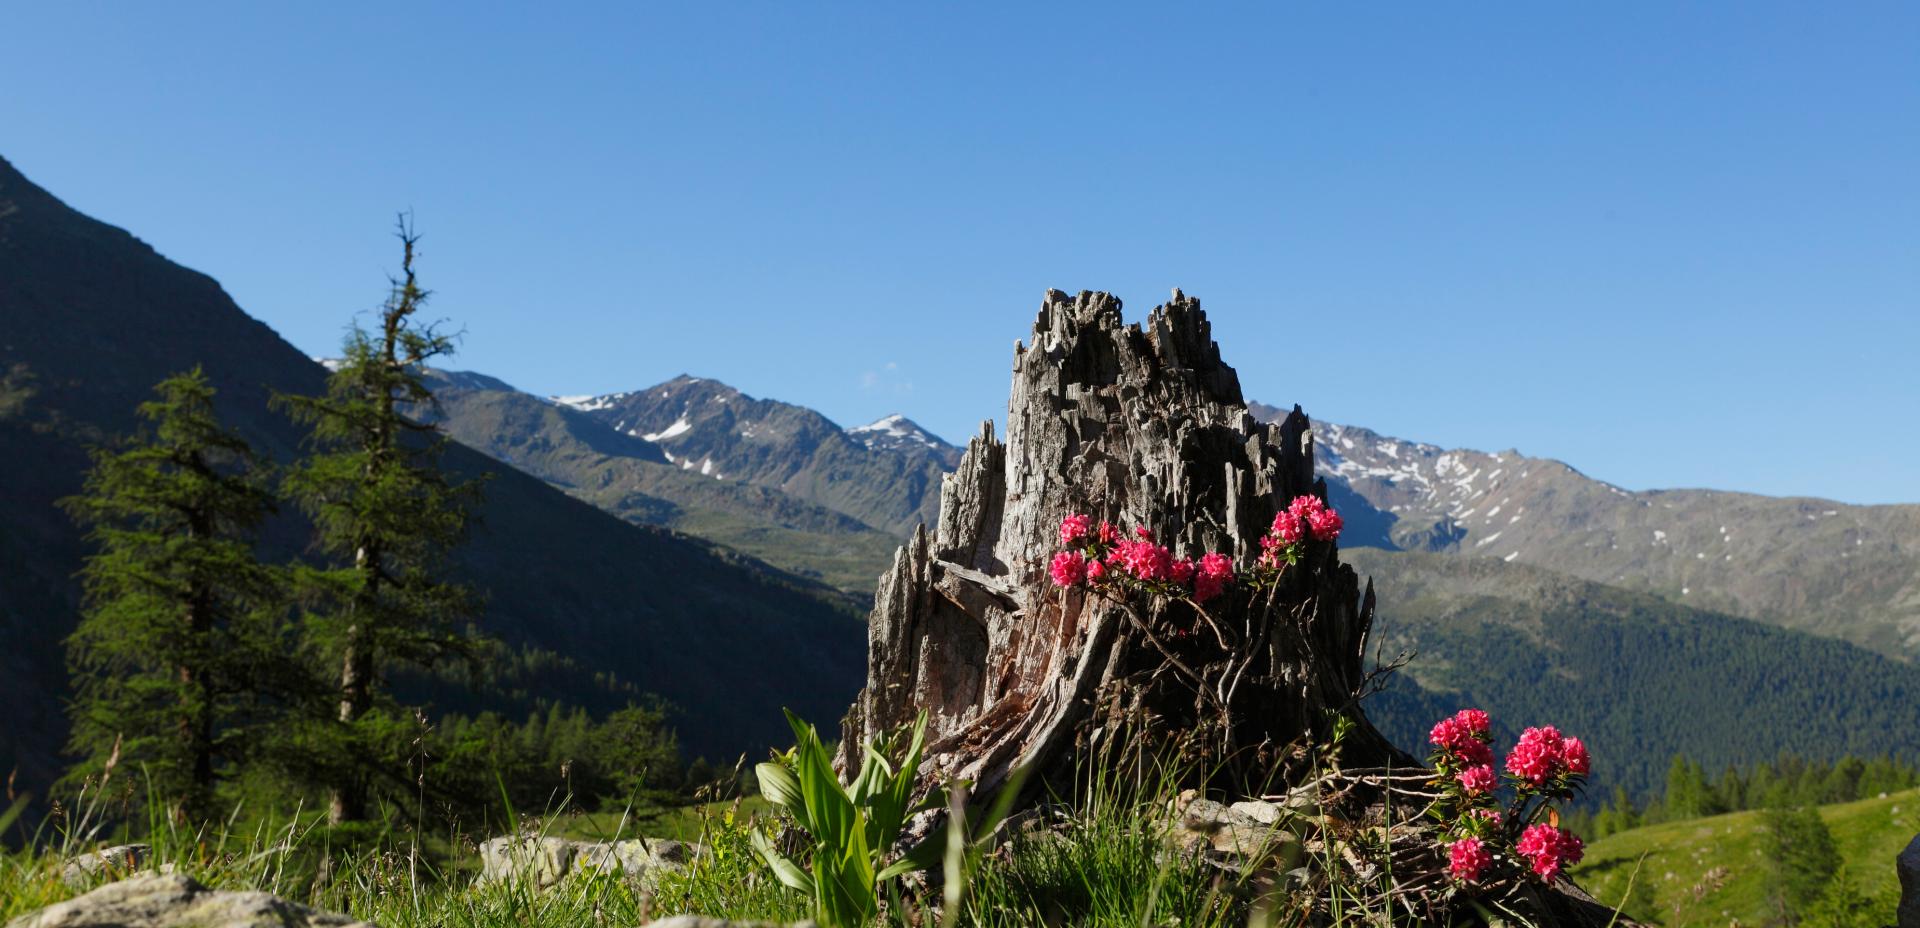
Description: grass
xmin=0 ymin=767 xmax=1379 ymax=928
xmin=1574 ymin=787 xmax=1919 ymax=926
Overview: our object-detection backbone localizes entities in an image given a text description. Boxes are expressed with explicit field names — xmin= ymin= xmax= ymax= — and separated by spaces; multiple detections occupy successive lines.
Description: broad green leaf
xmin=748 ymin=829 xmax=812 ymax=893
xmin=756 ymin=761 xmax=803 ymax=813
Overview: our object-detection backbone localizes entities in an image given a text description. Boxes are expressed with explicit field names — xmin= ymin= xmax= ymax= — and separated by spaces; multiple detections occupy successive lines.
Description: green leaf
xmin=756 ymin=761 xmax=803 ymax=813
xmin=749 ymin=828 xmax=812 ymax=893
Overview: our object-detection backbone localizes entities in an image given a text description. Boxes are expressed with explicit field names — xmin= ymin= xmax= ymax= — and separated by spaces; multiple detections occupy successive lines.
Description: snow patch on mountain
xmin=850 ymin=414 xmax=947 ymax=451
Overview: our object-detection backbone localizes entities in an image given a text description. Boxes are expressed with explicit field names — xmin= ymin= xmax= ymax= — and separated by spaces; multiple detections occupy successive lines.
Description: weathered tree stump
xmin=839 ymin=289 xmax=1403 ymax=798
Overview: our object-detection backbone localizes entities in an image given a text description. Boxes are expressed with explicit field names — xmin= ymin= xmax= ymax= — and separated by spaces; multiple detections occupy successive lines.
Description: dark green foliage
xmin=1799 ymin=865 xmax=1901 ymax=928
xmin=0 ymin=363 xmax=34 ymax=420
xmin=1355 ymin=549 xmax=1920 ymax=803
xmin=276 ymin=220 xmax=485 ymax=823
xmin=431 ymin=703 xmax=685 ymax=815
xmin=1760 ymin=803 xmax=1842 ymax=918
xmin=59 ymin=369 xmax=292 ymax=820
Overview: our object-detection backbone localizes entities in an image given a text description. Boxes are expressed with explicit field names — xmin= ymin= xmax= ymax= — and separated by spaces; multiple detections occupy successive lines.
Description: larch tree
xmin=278 ymin=218 xmax=483 ymax=824
xmin=61 ymin=368 xmax=285 ymax=821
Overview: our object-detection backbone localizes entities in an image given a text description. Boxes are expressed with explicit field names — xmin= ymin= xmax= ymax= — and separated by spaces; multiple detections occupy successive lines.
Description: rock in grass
xmin=6 ymin=873 xmax=374 ymax=928
xmin=476 ymin=835 xmax=699 ymax=889
xmin=58 ymin=845 xmax=156 ymax=887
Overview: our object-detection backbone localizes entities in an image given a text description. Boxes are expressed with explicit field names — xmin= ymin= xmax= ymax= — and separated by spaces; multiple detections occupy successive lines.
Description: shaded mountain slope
xmin=1351 ymin=548 xmax=1920 ymax=800
xmin=555 ymin=376 xmax=954 ymax=536
xmin=420 ymin=369 xmax=902 ymax=592
xmin=0 ymin=154 xmax=864 ymax=793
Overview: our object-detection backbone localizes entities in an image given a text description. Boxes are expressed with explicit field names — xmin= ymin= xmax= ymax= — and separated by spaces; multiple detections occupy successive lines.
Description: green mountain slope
xmin=0 ymin=154 xmax=865 ymax=795
xmin=1352 ymin=548 xmax=1920 ymax=800
xmin=419 ymin=370 xmax=903 ymax=593
xmin=1575 ymin=789 xmax=1916 ymax=926
xmin=1248 ymin=406 xmax=1920 ymax=658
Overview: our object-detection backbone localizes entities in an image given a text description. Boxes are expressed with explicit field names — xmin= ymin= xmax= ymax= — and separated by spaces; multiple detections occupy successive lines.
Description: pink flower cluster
xmin=1447 ymin=837 xmax=1491 ymax=884
xmin=1259 ymin=494 xmax=1344 ymax=566
xmin=1504 ymin=726 xmax=1589 ymax=787
xmin=1427 ymin=709 xmax=1597 ymax=888
xmin=1457 ymin=764 xmax=1496 ymax=796
xmin=1049 ymin=514 xmax=1234 ymax=604
xmin=1429 ymin=708 xmax=1493 ymax=767
xmin=1515 ymin=824 xmax=1584 ymax=882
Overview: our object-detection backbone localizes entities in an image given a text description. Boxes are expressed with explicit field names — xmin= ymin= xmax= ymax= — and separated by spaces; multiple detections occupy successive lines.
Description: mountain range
xmin=1259 ymin=408 xmax=1920 ymax=659
xmin=7 ymin=148 xmax=1918 ymax=805
xmin=0 ymin=155 xmax=865 ymax=798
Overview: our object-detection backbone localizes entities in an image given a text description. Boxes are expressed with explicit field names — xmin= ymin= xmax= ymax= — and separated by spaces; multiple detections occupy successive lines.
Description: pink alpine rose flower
xmin=1059 ymin=513 xmax=1092 ymax=547
xmin=1049 ymin=551 xmax=1087 ymax=587
xmin=1170 ymin=557 xmax=1197 ymax=585
xmin=1515 ymin=824 xmax=1584 ymax=882
xmin=1097 ymin=521 xmax=1120 ymax=545
xmin=1453 ymin=708 xmax=1491 ymax=736
xmin=1448 ymin=837 xmax=1491 ymax=884
xmin=1085 ymin=560 xmax=1108 ymax=583
xmin=1193 ymin=552 xmax=1234 ymax=603
xmin=1306 ymin=506 xmax=1344 ymax=542
xmin=1506 ymin=726 xmax=1566 ymax=787
xmin=1269 ymin=512 xmax=1306 ymax=546
xmin=1458 ymin=764 xmax=1496 ymax=796
xmin=1561 ymin=737 xmax=1591 ymax=776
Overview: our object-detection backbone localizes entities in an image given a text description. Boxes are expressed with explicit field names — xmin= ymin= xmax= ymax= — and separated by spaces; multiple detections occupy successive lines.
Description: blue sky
xmin=5 ymin=3 xmax=1916 ymax=502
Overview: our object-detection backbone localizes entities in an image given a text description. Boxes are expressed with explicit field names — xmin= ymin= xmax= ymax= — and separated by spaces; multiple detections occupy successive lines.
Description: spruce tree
xmin=61 ymin=368 xmax=284 ymax=821
xmin=1760 ymin=802 xmax=1842 ymax=919
xmin=278 ymin=219 xmax=483 ymax=824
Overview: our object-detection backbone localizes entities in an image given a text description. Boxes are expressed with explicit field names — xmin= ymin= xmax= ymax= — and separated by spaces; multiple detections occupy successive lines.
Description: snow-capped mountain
xmin=542 ymin=376 xmax=954 ymax=536
xmin=1248 ymin=404 xmax=1920 ymax=657
xmin=847 ymin=414 xmax=964 ymax=467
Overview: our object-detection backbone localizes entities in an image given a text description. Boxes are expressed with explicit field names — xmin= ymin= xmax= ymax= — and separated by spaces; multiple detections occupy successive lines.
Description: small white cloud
xmin=860 ymin=362 xmax=913 ymax=394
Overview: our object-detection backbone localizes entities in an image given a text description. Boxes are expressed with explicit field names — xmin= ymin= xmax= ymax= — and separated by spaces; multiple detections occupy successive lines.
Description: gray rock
xmin=477 ymin=835 xmax=700 ymax=888
xmin=1898 ymin=832 xmax=1920 ymax=928
xmin=1228 ymin=799 xmax=1284 ymax=826
xmin=59 ymin=845 xmax=154 ymax=887
xmin=1170 ymin=795 xmax=1302 ymax=865
xmin=6 ymin=873 xmax=374 ymax=928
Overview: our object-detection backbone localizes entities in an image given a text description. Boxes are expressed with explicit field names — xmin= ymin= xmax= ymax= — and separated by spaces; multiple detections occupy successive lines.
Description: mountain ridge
xmin=1246 ymin=403 xmax=1920 ymax=658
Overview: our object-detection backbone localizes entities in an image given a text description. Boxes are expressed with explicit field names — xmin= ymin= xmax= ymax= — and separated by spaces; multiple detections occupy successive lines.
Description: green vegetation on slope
xmin=1576 ymin=788 xmax=1916 ymax=927
xmin=1352 ymin=549 xmax=1920 ymax=801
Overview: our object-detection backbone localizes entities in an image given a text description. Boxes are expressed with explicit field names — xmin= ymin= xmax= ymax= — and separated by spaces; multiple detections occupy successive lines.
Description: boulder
xmin=59 ymin=845 xmax=155 ymax=887
xmin=1170 ymin=795 xmax=1303 ymax=866
xmin=5 ymin=873 xmax=373 ymax=928
xmin=476 ymin=835 xmax=698 ymax=888
xmin=1899 ymin=833 xmax=1920 ymax=928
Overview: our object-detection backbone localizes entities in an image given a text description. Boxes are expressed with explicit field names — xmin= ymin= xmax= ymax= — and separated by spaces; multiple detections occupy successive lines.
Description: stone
xmin=6 ymin=873 xmax=374 ymax=928
xmin=476 ymin=835 xmax=700 ymax=888
xmin=59 ymin=844 xmax=153 ymax=887
xmin=1170 ymin=795 xmax=1302 ymax=866
xmin=1898 ymin=833 xmax=1920 ymax=928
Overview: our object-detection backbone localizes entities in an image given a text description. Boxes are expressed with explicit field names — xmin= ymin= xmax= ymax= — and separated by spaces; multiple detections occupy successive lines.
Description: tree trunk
xmin=328 ymin=540 xmax=377 ymax=825
xmin=838 ymin=289 xmax=1403 ymax=800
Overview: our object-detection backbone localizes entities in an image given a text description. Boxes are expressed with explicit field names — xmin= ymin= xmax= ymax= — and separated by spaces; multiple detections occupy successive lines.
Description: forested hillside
xmin=0 ymin=154 xmax=866 ymax=799
xmin=1354 ymin=548 xmax=1920 ymax=800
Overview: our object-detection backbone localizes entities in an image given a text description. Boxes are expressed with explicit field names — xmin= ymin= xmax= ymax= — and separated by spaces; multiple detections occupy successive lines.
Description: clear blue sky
xmin=5 ymin=4 xmax=1916 ymax=502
